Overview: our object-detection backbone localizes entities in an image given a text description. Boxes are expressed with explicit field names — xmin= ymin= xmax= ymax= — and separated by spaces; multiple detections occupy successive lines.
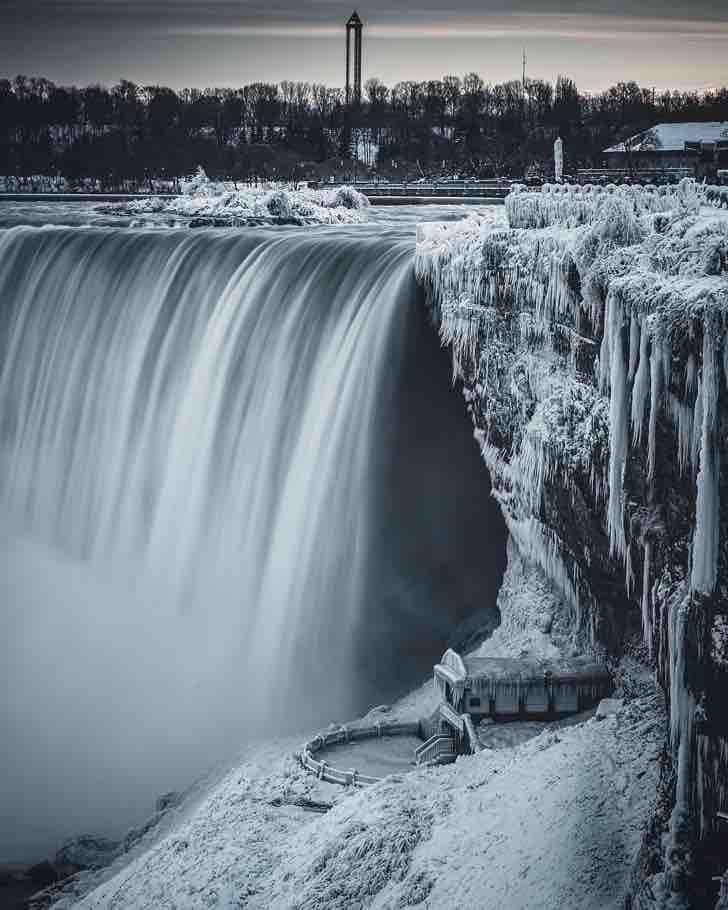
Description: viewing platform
xmin=299 ymin=648 xmax=613 ymax=786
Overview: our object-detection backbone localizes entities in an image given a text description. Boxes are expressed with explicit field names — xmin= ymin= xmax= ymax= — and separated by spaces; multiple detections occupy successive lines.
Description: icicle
xmin=661 ymin=333 xmax=672 ymax=392
xmin=647 ymin=339 xmax=664 ymax=481
xmin=628 ymin=312 xmax=640 ymax=380
xmin=666 ymin=597 xmax=696 ymax=907
xmin=668 ymin=394 xmax=694 ymax=475
xmin=691 ymin=327 xmax=720 ymax=595
xmin=631 ymin=320 xmax=650 ymax=445
xmin=641 ymin=539 xmax=653 ymax=658
xmin=625 ymin=543 xmax=634 ymax=595
xmin=685 ymin=352 xmax=697 ymax=396
xmin=439 ymin=302 xmax=494 ymax=385
xmin=504 ymin=514 xmax=581 ymax=628
xmin=606 ymin=293 xmax=628 ymax=558
xmin=598 ymin=293 xmax=613 ymax=393
xmin=692 ymin=374 xmax=703 ymax=473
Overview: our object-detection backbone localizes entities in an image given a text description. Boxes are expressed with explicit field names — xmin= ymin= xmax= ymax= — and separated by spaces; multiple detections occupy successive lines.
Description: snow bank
xmin=104 ymin=168 xmax=371 ymax=225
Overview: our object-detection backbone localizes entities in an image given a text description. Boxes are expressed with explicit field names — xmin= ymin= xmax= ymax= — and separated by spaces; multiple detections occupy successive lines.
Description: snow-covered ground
xmin=58 ymin=663 xmax=661 ymax=910
xmin=103 ymin=170 xmax=371 ymax=225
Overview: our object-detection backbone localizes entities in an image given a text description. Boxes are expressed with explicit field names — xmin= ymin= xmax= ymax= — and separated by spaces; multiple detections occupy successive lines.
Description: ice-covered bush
xmin=704 ymin=185 xmax=728 ymax=209
xmin=181 ymin=166 xmax=217 ymax=196
xmin=264 ymin=189 xmax=293 ymax=219
xmin=330 ymin=184 xmax=371 ymax=210
xmin=505 ymin=180 xmax=712 ymax=231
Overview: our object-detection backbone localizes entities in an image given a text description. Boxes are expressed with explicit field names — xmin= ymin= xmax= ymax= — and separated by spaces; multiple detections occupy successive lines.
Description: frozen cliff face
xmin=415 ymin=186 xmax=728 ymax=907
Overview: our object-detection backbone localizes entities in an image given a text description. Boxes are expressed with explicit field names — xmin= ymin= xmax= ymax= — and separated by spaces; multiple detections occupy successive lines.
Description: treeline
xmin=1 ymin=73 xmax=728 ymax=181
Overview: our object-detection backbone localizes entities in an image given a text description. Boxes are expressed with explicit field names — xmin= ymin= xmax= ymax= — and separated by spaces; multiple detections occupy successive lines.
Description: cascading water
xmin=0 ymin=217 xmax=505 ymax=860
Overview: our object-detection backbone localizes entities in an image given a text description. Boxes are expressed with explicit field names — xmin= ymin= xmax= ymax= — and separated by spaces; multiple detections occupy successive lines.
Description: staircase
xmin=414 ymin=733 xmax=457 ymax=766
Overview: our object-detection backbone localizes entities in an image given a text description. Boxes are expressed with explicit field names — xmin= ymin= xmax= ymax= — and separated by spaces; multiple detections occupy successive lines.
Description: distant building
xmin=604 ymin=122 xmax=728 ymax=177
xmin=345 ymin=11 xmax=363 ymax=107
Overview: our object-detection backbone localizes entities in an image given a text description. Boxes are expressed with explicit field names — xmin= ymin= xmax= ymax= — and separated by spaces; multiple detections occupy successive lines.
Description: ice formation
xmin=417 ymin=181 xmax=728 ymax=905
xmin=505 ymin=179 xmax=705 ymax=230
xmin=691 ymin=325 xmax=721 ymax=595
xmin=102 ymin=168 xmax=371 ymax=225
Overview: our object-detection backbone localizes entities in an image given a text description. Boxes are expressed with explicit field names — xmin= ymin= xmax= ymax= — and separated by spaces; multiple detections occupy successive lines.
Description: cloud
xmin=163 ymin=13 xmax=728 ymax=42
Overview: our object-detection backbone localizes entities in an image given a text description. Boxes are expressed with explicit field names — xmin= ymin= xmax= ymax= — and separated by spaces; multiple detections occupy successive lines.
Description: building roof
xmin=347 ymin=10 xmax=362 ymax=26
xmin=604 ymin=122 xmax=728 ymax=154
xmin=434 ymin=649 xmax=610 ymax=687
xmin=462 ymin=655 xmax=610 ymax=683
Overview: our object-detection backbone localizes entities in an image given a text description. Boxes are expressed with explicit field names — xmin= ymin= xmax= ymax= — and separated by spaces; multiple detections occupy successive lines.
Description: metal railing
xmin=299 ymin=720 xmax=421 ymax=787
xmin=316 ymin=180 xmax=512 ymax=198
xmin=414 ymin=733 xmax=457 ymax=766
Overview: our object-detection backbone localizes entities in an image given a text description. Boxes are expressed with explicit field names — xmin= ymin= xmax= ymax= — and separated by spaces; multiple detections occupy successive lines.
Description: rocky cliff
xmin=415 ymin=183 xmax=728 ymax=909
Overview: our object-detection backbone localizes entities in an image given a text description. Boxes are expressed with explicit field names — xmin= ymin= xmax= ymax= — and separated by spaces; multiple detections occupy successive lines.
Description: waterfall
xmin=0 ymin=221 xmax=505 ymax=858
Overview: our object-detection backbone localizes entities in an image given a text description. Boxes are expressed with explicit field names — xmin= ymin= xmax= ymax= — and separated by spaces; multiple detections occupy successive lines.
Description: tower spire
xmin=345 ymin=11 xmax=363 ymax=107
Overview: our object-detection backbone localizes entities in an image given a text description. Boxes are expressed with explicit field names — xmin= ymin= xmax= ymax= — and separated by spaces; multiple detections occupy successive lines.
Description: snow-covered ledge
xmin=415 ymin=182 xmax=728 ymax=907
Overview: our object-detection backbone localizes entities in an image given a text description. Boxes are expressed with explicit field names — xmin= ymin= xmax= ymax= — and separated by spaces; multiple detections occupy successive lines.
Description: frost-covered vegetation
xmin=1 ymin=174 xmax=71 ymax=192
xmin=106 ymin=168 xmax=371 ymax=224
xmin=705 ymin=185 xmax=728 ymax=210
xmin=416 ymin=181 xmax=728 ymax=907
xmin=505 ymin=179 xmax=705 ymax=229
xmin=0 ymin=174 xmax=177 ymax=194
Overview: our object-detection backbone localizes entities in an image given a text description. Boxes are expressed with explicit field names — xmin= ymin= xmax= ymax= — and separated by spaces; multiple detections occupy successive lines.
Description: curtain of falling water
xmin=0 ymin=223 xmax=419 ymax=856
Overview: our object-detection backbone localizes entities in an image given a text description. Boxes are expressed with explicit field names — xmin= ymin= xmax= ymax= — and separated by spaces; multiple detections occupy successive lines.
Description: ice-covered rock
xmin=416 ymin=184 xmax=728 ymax=905
xmin=155 ymin=792 xmax=181 ymax=813
xmin=105 ymin=169 xmax=371 ymax=225
xmin=55 ymin=835 xmax=121 ymax=871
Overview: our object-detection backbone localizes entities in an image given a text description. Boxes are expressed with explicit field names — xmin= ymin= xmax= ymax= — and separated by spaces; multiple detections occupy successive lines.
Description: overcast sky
xmin=1 ymin=0 xmax=726 ymax=93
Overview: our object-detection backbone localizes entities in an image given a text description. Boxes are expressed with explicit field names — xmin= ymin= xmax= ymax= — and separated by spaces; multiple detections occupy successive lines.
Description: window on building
xmin=469 ymin=696 xmax=481 ymax=708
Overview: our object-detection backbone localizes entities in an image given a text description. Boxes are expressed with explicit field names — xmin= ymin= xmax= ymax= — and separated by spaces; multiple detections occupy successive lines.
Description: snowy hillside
xmin=41 ymin=666 xmax=662 ymax=910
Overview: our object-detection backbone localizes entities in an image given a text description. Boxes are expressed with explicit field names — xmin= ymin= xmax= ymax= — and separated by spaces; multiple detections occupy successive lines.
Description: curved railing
xmin=299 ymin=720 xmax=421 ymax=787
